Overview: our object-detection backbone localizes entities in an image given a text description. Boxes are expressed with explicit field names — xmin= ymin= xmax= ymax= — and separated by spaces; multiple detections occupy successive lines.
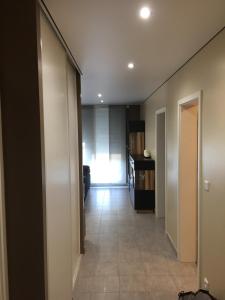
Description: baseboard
xmin=91 ymin=185 xmax=128 ymax=188
xmin=166 ymin=230 xmax=177 ymax=254
xmin=72 ymin=254 xmax=82 ymax=290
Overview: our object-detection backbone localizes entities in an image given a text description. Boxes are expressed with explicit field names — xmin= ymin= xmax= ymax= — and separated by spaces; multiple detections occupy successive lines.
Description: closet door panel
xmin=67 ymin=62 xmax=80 ymax=287
xmin=40 ymin=13 xmax=72 ymax=300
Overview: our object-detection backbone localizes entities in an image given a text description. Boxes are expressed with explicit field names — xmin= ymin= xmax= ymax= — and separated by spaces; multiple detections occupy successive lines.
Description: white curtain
xmin=82 ymin=106 xmax=126 ymax=185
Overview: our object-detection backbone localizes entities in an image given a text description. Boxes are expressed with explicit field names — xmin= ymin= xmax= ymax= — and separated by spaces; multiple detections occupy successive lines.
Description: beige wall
xmin=40 ymin=13 xmax=80 ymax=300
xmin=141 ymin=29 xmax=225 ymax=298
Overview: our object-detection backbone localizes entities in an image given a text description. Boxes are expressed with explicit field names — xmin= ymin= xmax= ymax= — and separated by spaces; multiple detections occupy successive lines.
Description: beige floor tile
xmin=95 ymin=262 xmax=119 ymax=276
xmin=90 ymin=293 xmax=119 ymax=300
xmin=120 ymin=275 xmax=146 ymax=292
xmin=104 ymin=293 xmax=120 ymax=300
xmin=145 ymin=275 xmax=177 ymax=293
xmin=73 ymin=292 xmax=91 ymax=300
xmin=119 ymin=262 xmax=146 ymax=276
xmin=120 ymin=292 xmax=153 ymax=300
xmin=98 ymin=251 xmax=119 ymax=263
xmin=153 ymin=290 xmax=178 ymax=300
xmin=143 ymin=254 xmax=169 ymax=275
xmin=167 ymin=260 xmax=196 ymax=276
xmin=79 ymin=261 xmax=97 ymax=277
xmin=90 ymin=293 xmax=105 ymax=300
xmin=119 ymin=249 xmax=142 ymax=263
xmin=173 ymin=275 xmax=198 ymax=293
xmin=103 ymin=276 xmax=120 ymax=292
xmin=75 ymin=277 xmax=92 ymax=292
xmin=75 ymin=188 xmax=197 ymax=299
xmin=91 ymin=276 xmax=107 ymax=292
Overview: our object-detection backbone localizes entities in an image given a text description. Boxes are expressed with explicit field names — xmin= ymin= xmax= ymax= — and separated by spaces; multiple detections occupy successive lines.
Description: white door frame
xmin=0 ymin=108 xmax=9 ymax=300
xmin=177 ymin=91 xmax=202 ymax=287
xmin=155 ymin=107 xmax=167 ymax=229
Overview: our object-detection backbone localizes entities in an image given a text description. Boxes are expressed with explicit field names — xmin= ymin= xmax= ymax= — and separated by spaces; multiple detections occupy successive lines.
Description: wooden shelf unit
xmin=129 ymin=154 xmax=155 ymax=211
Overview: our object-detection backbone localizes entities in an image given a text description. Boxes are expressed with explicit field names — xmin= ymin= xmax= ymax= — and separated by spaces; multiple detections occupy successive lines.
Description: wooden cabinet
xmin=127 ymin=121 xmax=145 ymax=155
xmin=129 ymin=154 xmax=155 ymax=211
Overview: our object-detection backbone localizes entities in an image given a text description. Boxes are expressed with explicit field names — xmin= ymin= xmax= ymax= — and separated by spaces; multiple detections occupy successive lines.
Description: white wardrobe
xmin=40 ymin=12 xmax=81 ymax=300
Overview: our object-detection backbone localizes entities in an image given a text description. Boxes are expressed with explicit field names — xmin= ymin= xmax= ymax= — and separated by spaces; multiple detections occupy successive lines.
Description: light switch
xmin=204 ymin=180 xmax=210 ymax=192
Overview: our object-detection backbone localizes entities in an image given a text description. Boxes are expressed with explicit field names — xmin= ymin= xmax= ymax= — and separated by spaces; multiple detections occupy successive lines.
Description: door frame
xmin=155 ymin=107 xmax=167 ymax=228
xmin=0 ymin=172 xmax=8 ymax=300
xmin=177 ymin=91 xmax=202 ymax=286
xmin=0 ymin=108 xmax=8 ymax=300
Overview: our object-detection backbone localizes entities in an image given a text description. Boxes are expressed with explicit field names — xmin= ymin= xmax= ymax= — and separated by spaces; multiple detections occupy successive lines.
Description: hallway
xmin=74 ymin=188 xmax=197 ymax=300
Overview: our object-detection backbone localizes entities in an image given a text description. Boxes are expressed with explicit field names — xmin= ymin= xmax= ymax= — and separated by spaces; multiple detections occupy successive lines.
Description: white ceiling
xmin=44 ymin=0 xmax=225 ymax=105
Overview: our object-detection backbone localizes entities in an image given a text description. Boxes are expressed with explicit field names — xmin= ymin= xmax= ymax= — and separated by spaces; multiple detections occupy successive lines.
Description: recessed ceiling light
xmin=98 ymin=93 xmax=102 ymax=98
xmin=139 ymin=6 xmax=151 ymax=19
xmin=128 ymin=62 xmax=134 ymax=69
xmin=100 ymin=100 xmax=104 ymax=103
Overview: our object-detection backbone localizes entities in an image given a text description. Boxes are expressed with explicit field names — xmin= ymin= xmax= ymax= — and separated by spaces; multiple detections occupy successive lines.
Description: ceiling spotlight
xmin=98 ymin=93 xmax=102 ymax=98
xmin=128 ymin=62 xmax=134 ymax=69
xmin=139 ymin=6 xmax=151 ymax=19
xmin=100 ymin=100 xmax=104 ymax=103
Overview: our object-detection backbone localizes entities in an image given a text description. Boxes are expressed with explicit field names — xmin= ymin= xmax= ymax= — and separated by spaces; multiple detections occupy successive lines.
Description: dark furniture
xmin=127 ymin=120 xmax=145 ymax=156
xmin=125 ymin=106 xmax=141 ymax=182
xmin=83 ymin=165 xmax=90 ymax=200
xmin=129 ymin=154 xmax=155 ymax=211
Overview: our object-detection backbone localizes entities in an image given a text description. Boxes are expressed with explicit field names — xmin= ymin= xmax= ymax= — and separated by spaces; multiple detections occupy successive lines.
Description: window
xmin=82 ymin=106 xmax=126 ymax=185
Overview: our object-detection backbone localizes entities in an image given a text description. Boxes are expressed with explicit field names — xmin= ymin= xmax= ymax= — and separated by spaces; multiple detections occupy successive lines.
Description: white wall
xmin=40 ymin=12 xmax=80 ymax=300
xmin=141 ymin=29 xmax=225 ymax=298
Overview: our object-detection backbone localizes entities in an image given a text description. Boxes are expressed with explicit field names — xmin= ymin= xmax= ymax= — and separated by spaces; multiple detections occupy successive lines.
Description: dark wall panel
xmin=0 ymin=1 xmax=46 ymax=299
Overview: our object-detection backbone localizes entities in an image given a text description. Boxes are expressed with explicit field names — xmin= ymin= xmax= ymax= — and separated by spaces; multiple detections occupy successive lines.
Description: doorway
xmin=177 ymin=92 xmax=201 ymax=272
xmin=155 ymin=108 xmax=166 ymax=226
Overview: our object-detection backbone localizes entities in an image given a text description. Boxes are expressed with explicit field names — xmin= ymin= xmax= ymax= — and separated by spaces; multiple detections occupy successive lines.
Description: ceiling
xmin=44 ymin=0 xmax=225 ymax=105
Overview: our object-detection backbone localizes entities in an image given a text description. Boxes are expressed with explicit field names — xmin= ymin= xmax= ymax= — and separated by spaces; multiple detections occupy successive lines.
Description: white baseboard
xmin=166 ymin=230 xmax=177 ymax=254
xmin=72 ymin=254 xmax=82 ymax=290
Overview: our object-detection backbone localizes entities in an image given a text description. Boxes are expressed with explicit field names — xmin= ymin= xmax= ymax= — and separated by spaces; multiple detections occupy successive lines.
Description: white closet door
xmin=40 ymin=13 xmax=72 ymax=300
xmin=66 ymin=62 xmax=80 ymax=288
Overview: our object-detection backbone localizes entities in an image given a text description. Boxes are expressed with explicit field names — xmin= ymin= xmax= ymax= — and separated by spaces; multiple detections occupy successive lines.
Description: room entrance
xmin=177 ymin=92 xmax=201 ymax=272
xmin=155 ymin=108 xmax=166 ymax=227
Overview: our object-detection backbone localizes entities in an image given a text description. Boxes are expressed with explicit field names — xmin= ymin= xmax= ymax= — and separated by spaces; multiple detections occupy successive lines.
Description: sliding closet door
xmin=40 ymin=14 xmax=72 ymax=300
xmin=67 ymin=62 xmax=80 ymax=288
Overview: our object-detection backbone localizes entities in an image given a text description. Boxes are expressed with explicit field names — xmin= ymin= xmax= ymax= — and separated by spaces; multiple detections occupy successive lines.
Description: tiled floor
xmin=74 ymin=187 xmax=197 ymax=300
